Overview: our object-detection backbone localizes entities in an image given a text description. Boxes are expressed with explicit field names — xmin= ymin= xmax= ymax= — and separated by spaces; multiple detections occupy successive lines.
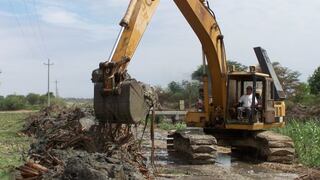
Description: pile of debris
xmin=287 ymin=103 xmax=320 ymax=119
xmin=16 ymin=105 xmax=149 ymax=180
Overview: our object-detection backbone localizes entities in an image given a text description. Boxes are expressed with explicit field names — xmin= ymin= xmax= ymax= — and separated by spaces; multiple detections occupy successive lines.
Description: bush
xmin=2 ymin=95 xmax=27 ymax=110
xmin=0 ymin=93 xmax=65 ymax=111
xmin=0 ymin=96 xmax=4 ymax=110
xmin=158 ymin=121 xmax=187 ymax=131
xmin=26 ymin=93 xmax=41 ymax=105
xmin=50 ymin=98 xmax=66 ymax=107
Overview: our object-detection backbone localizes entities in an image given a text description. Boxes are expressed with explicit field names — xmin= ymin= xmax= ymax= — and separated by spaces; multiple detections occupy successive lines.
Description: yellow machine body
xmin=93 ymin=0 xmax=286 ymax=131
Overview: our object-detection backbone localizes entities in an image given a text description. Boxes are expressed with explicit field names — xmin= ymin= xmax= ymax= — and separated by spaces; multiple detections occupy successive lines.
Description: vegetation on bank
xmin=0 ymin=93 xmax=65 ymax=111
xmin=275 ymin=119 xmax=320 ymax=167
xmin=0 ymin=112 xmax=32 ymax=179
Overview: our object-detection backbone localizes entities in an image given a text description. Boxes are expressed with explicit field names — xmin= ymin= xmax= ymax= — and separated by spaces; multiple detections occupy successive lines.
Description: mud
xmin=16 ymin=105 xmax=320 ymax=179
xmin=146 ymin=128 xmax=319 ymax=180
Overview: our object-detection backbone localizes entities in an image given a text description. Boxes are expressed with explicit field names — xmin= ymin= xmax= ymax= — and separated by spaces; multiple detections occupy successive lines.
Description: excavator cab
xmin=226 ymin=68 xmax=286 ymax=130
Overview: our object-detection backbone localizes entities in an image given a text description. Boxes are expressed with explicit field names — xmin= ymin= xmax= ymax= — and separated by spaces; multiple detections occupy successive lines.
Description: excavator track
xmin=167 ymin=128 xmax=217 ymax=164
xmin=210 ymin=129 xmax=295 ymax=164
xmin=254 ymin=131 xmax=295 ymax=164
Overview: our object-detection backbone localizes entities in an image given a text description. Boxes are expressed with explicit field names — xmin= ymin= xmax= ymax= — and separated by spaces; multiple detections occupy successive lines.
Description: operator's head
xmin=246 ymin=86 xmax=253 ymax=95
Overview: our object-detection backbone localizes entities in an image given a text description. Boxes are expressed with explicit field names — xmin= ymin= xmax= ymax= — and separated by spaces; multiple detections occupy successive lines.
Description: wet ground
xmin=141 ymin=128 xmax=303 ymax=180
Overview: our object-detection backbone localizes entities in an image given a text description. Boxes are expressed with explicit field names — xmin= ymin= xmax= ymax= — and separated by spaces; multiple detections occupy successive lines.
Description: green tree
xmin=0 ymin=96 xmax=4 ymax=110
xmin=167 ymin=81 xmax=183 ymax=94
xmin=26 ymin=93 xmax=41 ymax=105
xmin=292 ymin=82 xmax=310 ymax=102
xmin=308 ymin=66 xmax=320 ymax=95
xmin=192 ymin=61 xmax=247 ymax=81
xmin=272 ymin=62 xmax=301 ymax=97
xmin=182 ymin=80 xmax=200 ymax=108
xmin=39 ymin=92 xmax=55 ymax=105
xmin=191 ymin=65 xmax=206 ymax=81
xmin=3 ymin=95 xmax=27 ymax=110
xmin=228 ymin=60 xmax=248 ymax=71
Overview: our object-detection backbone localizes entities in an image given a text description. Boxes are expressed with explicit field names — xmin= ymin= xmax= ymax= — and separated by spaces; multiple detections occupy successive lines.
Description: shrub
xmin=2 ymin=95 xmax=27 ymax=110
xmin=158 ymin=121 xmax=186 ymax=131
xmin=26 ymin=93 xmax=41 ymax=105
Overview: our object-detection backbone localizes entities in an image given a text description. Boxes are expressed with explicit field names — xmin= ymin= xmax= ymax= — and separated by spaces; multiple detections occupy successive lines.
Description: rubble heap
xmin=287 ymin=103 xmax=320 ymax=119
xmin=16 ymin=105 xmax=149 ymax=180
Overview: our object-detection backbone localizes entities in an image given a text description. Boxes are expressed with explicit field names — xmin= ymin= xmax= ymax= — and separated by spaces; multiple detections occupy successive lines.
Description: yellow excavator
xmin=92 ymin=0 xmax=294 ymax=164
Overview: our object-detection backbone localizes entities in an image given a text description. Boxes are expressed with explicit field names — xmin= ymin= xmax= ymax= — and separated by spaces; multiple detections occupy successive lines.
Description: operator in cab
xmin=237 ymin=86 xmax=258 ymax=120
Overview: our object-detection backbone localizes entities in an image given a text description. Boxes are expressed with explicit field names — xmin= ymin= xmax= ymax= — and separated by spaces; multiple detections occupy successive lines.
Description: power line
xmin=44 ymin=59 xmax=54 ymax=107
xmin=7 ymin=0 xmax=38 ymax=60
xmin=31 ymin=0 xmax=50 ymax=58
xmin=21 ymin=0 xmax=48 ymax=60
xmin=8 ymin=0 xmax=50 ymax=61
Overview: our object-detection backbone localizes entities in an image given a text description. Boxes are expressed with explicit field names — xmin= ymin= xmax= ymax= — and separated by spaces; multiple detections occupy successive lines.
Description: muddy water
xmin=142 ymin=129 xmax=299 ymax=180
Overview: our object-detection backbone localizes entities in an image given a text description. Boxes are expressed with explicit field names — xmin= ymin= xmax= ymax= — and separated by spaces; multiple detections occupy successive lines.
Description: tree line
xmin=1 ymin=62 xmax=319 ymax=111
xmin=157 ymin=60 xmax=320 ymax=110
xmin=0 ymin=93 xmax=62 ymax=111
xmin=155 ymin=61 xmax=248 ymax=110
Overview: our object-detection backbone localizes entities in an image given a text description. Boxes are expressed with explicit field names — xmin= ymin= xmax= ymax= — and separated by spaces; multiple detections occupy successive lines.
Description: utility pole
xmin=44 ymin=59 xmax=54 ymax=107
xmin=55 ymin=80 xmax=59 ymax=98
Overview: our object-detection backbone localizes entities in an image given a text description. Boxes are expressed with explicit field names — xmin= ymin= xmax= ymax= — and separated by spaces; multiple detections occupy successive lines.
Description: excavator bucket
xmin=94 ymin=80 xmax=152 ymax=124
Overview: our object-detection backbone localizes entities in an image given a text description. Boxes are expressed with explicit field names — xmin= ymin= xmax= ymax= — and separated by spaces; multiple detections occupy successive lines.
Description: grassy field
xmin=274 ymin=119 xmax=320 ymax=167
xmin=0 ymin=112 xmax=32 ymax=179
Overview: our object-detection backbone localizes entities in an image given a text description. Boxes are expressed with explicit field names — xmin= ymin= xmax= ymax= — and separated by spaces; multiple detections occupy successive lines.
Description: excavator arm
xmin=109 ymin=0 xmax=160 ymax=71
xmin=92 ymin=0 xmax=228 ymax=124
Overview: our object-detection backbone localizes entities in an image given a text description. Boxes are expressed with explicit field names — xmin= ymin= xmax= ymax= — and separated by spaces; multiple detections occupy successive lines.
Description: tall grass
xmin=274 ymin=119 xmax=320 ymax=167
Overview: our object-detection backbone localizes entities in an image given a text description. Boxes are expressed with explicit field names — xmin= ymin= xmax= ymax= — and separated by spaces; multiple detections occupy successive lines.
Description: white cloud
xmin=40 ymin=7 xmax=81 ymax=25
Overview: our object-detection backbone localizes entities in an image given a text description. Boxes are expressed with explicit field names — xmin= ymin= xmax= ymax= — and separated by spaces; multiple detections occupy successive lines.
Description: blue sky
xmin=0 ymin=0 xmax=319 ymax=98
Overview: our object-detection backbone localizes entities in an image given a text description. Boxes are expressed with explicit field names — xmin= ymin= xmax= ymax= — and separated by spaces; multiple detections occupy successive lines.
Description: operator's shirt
xmin=239 ymin=94 xmax=257 ymax=108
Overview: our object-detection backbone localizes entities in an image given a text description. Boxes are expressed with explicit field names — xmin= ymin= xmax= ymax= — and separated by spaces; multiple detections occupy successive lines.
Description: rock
xmin=79 ymin=117 xmax=96 ymax=131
